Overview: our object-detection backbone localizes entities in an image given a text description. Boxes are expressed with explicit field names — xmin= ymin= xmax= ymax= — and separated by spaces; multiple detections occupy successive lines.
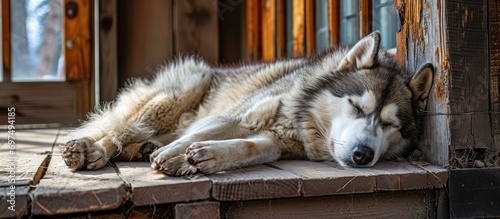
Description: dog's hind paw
xmin=60 ymin=138 xmax=108 ymax=171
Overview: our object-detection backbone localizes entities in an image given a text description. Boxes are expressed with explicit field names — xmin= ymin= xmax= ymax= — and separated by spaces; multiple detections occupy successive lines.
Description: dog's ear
xmin=410 ymin=63 xmax=434 ymax=110
xmin=338 ymin=31 xmax=381 ymax=70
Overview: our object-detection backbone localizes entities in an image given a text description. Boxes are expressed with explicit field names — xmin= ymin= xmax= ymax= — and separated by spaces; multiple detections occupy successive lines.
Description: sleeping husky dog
xmin=62 ymin=32 xmax=434 ymax=176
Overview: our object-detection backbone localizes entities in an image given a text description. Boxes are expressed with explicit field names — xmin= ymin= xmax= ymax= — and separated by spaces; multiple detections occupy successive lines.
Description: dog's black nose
xmin=352 ymin=146 xmax=374 ymax=165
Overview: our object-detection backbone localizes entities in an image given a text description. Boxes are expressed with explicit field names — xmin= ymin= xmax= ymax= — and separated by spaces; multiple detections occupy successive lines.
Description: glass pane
xmin=372 ymin=0 xmax=401 ymax=49
xmin=10 ymin=0 xmax=64 ymax=82
xmin=315 ymin=0 xmax=329 ymax=53
xmin=340 ymin=0 xmax=360 ymax=46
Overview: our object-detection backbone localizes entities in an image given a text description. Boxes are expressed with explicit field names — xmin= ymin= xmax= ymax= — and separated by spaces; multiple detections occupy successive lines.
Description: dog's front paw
xmin=185 ymin=142 xmax=225 ymax=175
xmin=61 ymin=139 xmax=108 ymax=171
xmin=151 ymin=153 xmax=197 ymax=176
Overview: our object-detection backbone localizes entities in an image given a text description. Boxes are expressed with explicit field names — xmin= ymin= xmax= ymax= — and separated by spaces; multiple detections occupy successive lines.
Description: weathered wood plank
xmin=207 ymin=165 xmax=301 ymax=201
xmin=115 ymin=162 xmax=211 ymax=206
xmin=0 ymin=128 xmax=60 ymax=187
xmin=225 ymin=190 xmax=440 ymax=219
xmin=268 ymin=160 xmax=375 ymax=196
xmin=99 ymin=0 xmax=118 ymax=102
xmin=261 ymin=0 xmax=276 ymax=60
xmin=174 ymin=0 xmax=218 ymax=64
xmin=0 ymin=186 xmax=29 ymax=218
xmin=371 ymin=161 xmax=447 ymax=191
xmin=32 ymin=150 xmax=127 ymax=215
xmin=174 ymin=201 xmax=220 ymax=219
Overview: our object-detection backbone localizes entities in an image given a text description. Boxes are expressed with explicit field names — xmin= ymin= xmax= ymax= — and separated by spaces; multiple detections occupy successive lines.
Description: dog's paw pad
xmin=60 ymin=139 xmax=87 ymax=171
xmin=60 ymin=138 xmax=108 ymax=171
xmin=152 ymin=154 xmax=197 ymax=176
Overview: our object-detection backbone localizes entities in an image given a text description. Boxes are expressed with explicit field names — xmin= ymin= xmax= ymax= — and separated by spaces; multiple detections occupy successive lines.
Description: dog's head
xmin=304 ymin=32 xmax=434 ymax=167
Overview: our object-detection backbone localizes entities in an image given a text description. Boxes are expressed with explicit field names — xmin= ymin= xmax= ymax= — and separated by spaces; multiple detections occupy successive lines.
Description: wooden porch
xmin=1 ymin=127 xmax=448 ymax=218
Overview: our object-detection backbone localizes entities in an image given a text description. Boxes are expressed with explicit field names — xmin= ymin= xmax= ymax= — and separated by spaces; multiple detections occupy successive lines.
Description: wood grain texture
xmin=445 ymin=0 xmax=492 ymax=151
xmin=116 ymin=162 xmax=211 ymax=206
xmin=404 ymin=0 xmax=450 ymax=166
xmin=328 ymin=0 xmax=339 ymax=45
xmin=225 ymin=190 xmax=438 ymax=219
xmin=276 ymin=0 xmax=286 ymax=58
xmin=117 ymin=0 xmax=173 ymax=85
xmin=64 ymin=0 xmax=91 ymax=81
xmin=0 ymin=186 xmax=29 ymax=218
xmin=305 ymin=0 xmax=314 ymax=54
xmin=292 ymin=0 xmax=305 ymax=57
xmin=268 ymin=160 xmax=375 ymax=196
xmin=261 ymin=0 xmax=276 ymax=60
xmin=0 ymin=83 xmax=80 ymax=124
xmin=489 ymin=0 xmax=500 ymax=150
xmin=174 ymin=201 xmax=220 ymax=219
xmin=245 ymin=0 xmax=259 ymax=60
xmin=32 ymin=150 xmax=127 ymax=215
xmin=359 ymin=0 xmax=372 ymax=38
xmin=174 ymin=0 xmax=218 ymax=64
xmin=99 ymin=0 xmax=118 ymax=102
xmin=207 ymin=164 xmax=301 ymax=201
xmin=0 ymin=128 xmax=60 ymax=187
xmin=2 ymin=0 xmax=11 ymax=82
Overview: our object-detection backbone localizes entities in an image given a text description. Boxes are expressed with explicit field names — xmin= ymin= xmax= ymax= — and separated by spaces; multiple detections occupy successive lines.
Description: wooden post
xmin=403 ymin=0 xmax=495 ymax=166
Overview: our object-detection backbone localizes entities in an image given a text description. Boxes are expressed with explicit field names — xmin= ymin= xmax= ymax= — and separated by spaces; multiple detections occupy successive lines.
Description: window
xmin=245 ymin=0 xmax=401 ymax=60
xmin=10 ymin=0 xmax=64 ymax=81
xmin=1 ymin=0 xmax=92 ymax=125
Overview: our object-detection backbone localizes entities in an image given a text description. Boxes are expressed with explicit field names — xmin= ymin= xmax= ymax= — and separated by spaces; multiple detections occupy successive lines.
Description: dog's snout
xmin=352 ymin=145 xmax=374 ymax=165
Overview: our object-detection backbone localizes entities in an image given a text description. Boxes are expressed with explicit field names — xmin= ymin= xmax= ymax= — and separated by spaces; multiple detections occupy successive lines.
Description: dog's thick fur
xmin=62 ymin=32 xmax=434 ymax=176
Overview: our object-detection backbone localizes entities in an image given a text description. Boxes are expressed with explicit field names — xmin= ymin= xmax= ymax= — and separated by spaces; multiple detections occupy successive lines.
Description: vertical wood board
xmin=292 ymin=0 xmax=305 ymax=57
xmin=445 ymin=0 xmax=492 ymax=150
xmin=99 ymin=0 xmax=118 ymax=102
xmin=261 ymin=0 xmax=276 ymax=60
xmin=174 ymin=0 xmax=218 ymax=64
xmin=489 ymin=0 xmax=500 ymax=149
